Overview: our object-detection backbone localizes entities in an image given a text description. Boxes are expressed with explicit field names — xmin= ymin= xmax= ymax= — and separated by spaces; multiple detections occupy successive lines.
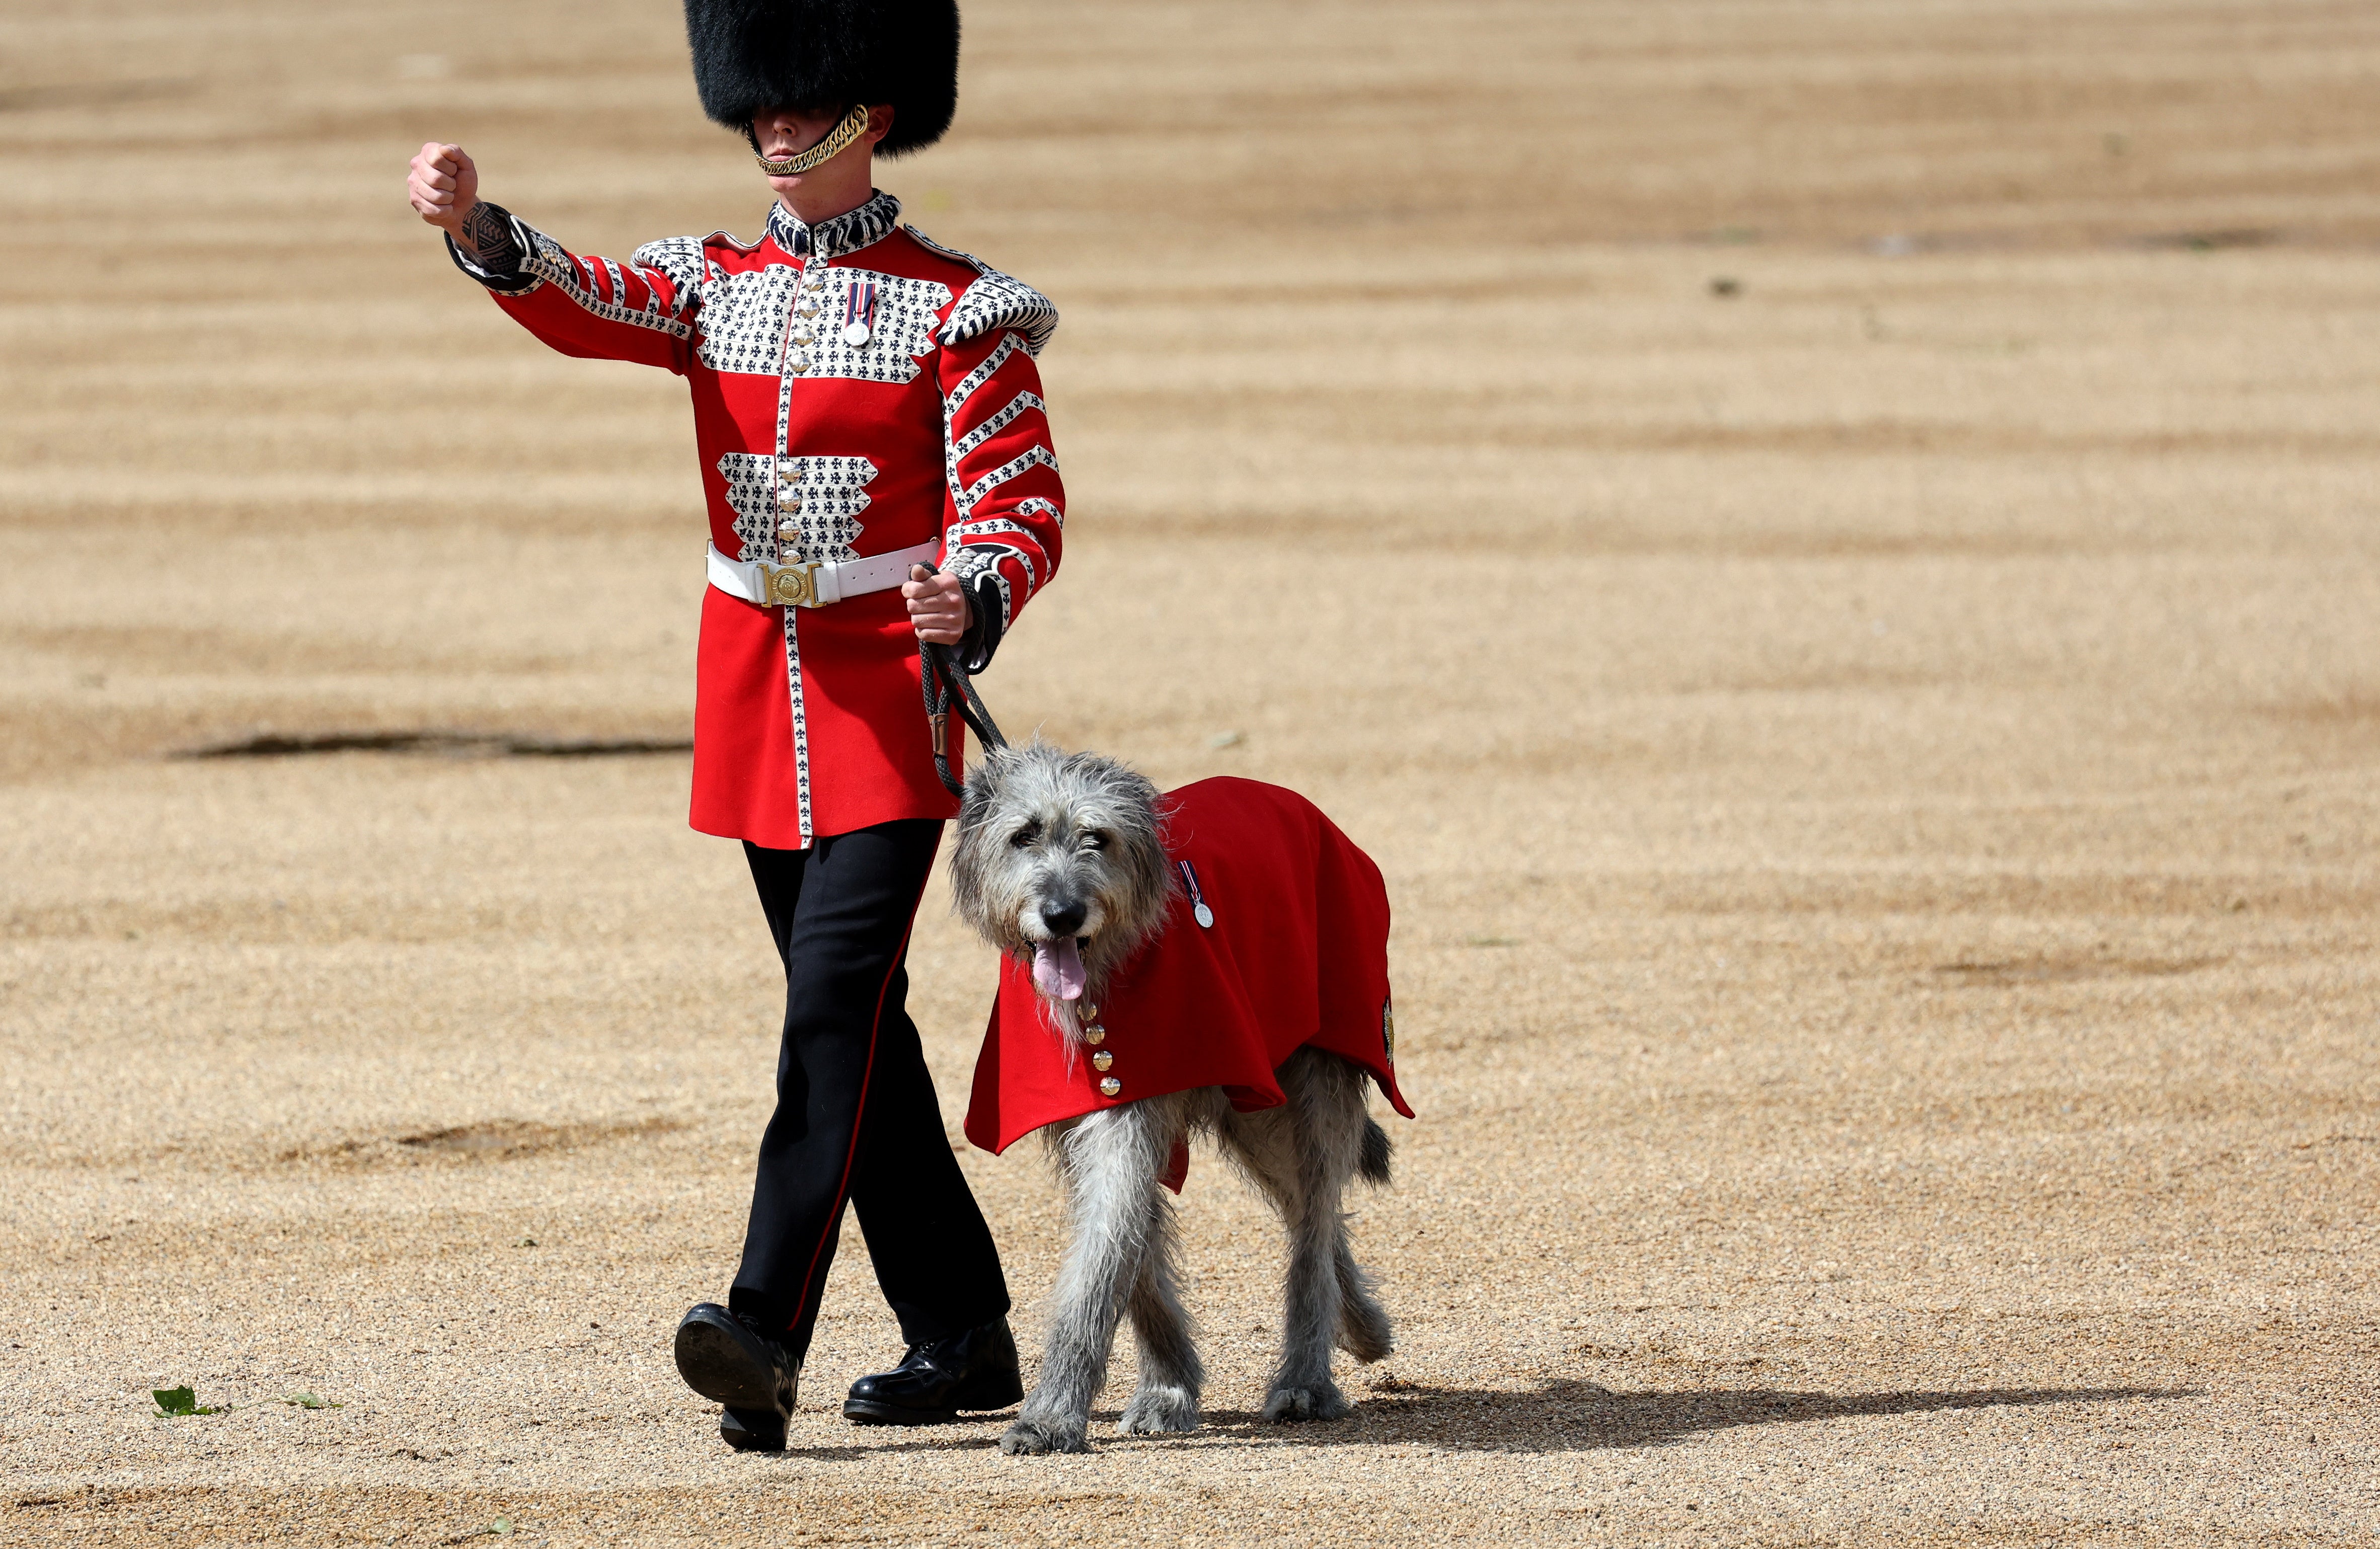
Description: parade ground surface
xmin=5 ymin=0 xmax=2379 ymax=1543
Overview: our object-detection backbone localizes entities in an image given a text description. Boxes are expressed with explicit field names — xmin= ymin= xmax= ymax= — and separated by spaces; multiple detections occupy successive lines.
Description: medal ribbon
xmin=844 ymin=280 xmax=875 ymax=339
xmin=1176 ymin=861 xmax=1207 ymax=912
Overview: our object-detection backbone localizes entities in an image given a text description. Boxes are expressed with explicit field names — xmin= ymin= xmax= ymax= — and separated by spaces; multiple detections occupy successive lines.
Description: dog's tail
xmin=1356 ymin=1117 xmax=1394 ymax=1186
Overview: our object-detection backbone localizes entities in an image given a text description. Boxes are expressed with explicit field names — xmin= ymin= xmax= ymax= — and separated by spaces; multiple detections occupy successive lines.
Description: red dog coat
xmin=964 ymin=777 xmax=1413 ymax=1188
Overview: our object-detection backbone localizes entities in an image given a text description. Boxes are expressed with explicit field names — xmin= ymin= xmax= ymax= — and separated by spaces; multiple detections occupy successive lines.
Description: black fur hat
xmin=684 ymin=0 xmax=960 ymax=156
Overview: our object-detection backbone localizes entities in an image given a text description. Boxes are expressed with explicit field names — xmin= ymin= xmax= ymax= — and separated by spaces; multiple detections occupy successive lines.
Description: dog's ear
xmin=959 ymin=746 xmax=1009 ymax=833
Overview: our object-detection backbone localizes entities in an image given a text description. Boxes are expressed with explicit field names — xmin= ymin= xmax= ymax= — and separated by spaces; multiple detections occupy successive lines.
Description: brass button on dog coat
xmin=965 ymin=777 xmax=1415 ymax=1188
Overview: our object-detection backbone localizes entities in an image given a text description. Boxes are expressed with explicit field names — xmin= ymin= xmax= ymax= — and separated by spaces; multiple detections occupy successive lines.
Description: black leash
xmin=913 ymin=562 xmax=1008 ymax=798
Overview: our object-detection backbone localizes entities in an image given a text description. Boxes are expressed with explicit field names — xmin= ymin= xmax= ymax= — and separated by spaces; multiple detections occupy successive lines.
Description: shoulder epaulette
xmin=905 ymin=225 xmax=1059 ymax=357
xmin=631 ymin=234 xmax=714 ymax=297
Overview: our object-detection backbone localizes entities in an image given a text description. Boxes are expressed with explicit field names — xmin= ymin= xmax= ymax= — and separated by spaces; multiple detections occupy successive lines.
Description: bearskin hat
xmin=683 ymin=0 xmax=960 ymax=157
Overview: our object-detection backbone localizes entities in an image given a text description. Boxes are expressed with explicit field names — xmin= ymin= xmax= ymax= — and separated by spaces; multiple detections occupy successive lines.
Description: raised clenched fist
xmin=407 ymin=142 xmax=479 ymax=238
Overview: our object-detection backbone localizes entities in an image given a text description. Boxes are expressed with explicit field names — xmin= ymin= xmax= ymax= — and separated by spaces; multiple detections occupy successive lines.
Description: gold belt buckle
xmin=758 ymin=559 xmax=821 ymax=608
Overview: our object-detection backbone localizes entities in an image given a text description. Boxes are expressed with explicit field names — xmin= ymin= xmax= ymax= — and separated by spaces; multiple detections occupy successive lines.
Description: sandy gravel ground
xmin=4 ymin=0 xmax=2378 ymax=1543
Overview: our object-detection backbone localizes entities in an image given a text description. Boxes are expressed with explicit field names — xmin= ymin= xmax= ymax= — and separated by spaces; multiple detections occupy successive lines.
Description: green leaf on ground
xmin=486 ymin=1520 xmax=515 ymax=1537
xmin=152 ymin=1386 xmax=224 ymax=1416
xmin=282 ymin=1391 xmax=342 ymax=1409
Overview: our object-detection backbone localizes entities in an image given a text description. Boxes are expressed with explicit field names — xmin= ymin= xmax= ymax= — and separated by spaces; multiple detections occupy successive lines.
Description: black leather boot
xmin=717 ymin=1406 xmax=786 ymax=1452
xmin=842 ymin=1316 xmax=1024 ymax=1425
xmin=673 ymin=1303 xmax=801 ymax=1452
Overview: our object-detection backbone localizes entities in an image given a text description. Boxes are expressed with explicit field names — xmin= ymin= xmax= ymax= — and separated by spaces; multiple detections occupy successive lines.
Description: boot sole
xmin=674 ymin=1319 xmax=787 ymax=1411
xmin=842 ymin=1396 xmax=958 ymax=1426
xmin=720 ymin=1407 xmax=787 ymax=1452
xmin=841 ymin=1372 xmax=1024 ymax=1426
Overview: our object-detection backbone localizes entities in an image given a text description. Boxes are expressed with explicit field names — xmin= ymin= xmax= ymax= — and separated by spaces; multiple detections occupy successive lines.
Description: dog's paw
xmin=1118 ymin=1384 xmax=1201 ymax=1435
xmin=1261 ymin=1383 xmax=1352 ymax=1424
xmin=999 ymin=1417 xmax=1091 ymax=1455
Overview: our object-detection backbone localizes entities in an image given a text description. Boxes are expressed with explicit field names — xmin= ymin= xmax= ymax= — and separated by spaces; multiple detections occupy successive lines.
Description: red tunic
xmin=464 ymin=192 xmax=1063 ymax=847
xmin=965 ymin=778 xmax=1414 ymax=1176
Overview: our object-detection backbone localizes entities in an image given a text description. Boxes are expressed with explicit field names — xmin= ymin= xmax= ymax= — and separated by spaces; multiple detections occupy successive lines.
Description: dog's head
xmin=949 ymin=739 xmax=1175 ymax=1004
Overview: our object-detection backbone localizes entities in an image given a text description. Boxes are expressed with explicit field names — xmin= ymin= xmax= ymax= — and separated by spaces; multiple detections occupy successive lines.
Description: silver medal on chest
xmin=839 ymin=278 xmax=877 ymax=350
xmin=1178 ymin=859 xmax=1215 ymax=929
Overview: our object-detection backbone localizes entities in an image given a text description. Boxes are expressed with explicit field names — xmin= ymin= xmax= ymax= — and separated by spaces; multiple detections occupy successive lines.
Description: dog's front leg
xmin=1117 ymin=1165 xmax=1202 ymax=1436
xmin=1002 ymin=1103 xmax=1169 ymax=1455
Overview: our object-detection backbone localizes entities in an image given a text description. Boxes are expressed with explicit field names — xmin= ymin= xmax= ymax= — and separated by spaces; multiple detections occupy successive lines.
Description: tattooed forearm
xmin=458 ymin=201 xmax=521 ymax=272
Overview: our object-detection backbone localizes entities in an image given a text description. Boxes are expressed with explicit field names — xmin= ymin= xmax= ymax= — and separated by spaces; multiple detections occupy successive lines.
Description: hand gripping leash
xmin=913 ymin=562 xmax=1008 ymax=798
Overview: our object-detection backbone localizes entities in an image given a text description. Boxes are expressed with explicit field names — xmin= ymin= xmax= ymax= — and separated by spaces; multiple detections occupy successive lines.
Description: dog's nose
xmin=1040 ymin=899 xmax=1088 ymax=939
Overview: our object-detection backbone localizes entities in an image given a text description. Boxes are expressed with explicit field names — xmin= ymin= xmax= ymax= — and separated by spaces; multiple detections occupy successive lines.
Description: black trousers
xmin=728 ymin=819 xmax=1009 ymax=1362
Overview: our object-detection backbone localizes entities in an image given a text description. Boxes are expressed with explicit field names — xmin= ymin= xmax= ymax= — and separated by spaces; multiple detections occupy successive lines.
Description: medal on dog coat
xmin=965 ymin=777 xmax=1414 ymax=1188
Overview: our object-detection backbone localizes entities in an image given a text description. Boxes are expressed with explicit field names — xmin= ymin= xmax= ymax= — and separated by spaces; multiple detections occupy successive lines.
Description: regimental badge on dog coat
xmin=964 ymin=777 xmax=1415 ymax=1176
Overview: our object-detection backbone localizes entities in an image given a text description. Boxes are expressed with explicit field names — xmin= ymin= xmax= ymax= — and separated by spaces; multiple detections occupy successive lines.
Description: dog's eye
xmin=1010 ymin=822 xmax=1041 ymax=848
xmin=1081 ymin=830 xmax=1109 ymax=850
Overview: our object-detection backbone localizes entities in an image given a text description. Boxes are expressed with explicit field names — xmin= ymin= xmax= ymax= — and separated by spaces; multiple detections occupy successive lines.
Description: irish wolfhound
xmin=948 ymin=740 xmax=1409 ymax=1455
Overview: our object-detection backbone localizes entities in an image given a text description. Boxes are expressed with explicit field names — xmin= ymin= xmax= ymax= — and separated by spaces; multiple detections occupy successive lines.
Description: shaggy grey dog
xmin=949 ymin=740 xmax=1396 ymax=1455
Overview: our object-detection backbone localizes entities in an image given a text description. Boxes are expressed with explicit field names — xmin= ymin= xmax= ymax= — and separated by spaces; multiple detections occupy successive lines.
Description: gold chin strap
xmin=752 ymin=103 xmax=872 ymax=176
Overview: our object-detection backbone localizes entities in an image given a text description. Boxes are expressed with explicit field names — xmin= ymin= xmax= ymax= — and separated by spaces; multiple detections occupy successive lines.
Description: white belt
xmin=707 ymin=540 xmax=939 ymax=609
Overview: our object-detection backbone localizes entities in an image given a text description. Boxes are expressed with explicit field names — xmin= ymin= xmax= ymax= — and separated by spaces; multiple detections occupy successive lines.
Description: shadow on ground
xmin=785 ymin=1381 xmax=2194 ymax=1460
xmin=1222 ymin=1380 xmax=2200 ymax=1453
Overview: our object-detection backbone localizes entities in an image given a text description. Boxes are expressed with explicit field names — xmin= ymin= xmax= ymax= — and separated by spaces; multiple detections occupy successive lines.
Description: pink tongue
xmin=1033 ymin=937 xmax=1086 ymax=1000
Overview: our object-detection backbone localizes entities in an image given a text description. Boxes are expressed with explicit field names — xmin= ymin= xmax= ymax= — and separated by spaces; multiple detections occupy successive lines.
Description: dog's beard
xmin=1033 ymin=937 xmax=1088 ymax=1000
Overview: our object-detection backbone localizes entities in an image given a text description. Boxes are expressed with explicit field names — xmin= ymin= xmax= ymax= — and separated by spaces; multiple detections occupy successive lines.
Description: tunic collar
xmin=765 ymin=190 xmax=901 ymax=259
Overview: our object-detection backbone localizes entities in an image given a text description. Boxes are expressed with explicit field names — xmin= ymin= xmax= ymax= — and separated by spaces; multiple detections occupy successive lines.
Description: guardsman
xmin=406 ymin=0 xmax=1061 ymax=1453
